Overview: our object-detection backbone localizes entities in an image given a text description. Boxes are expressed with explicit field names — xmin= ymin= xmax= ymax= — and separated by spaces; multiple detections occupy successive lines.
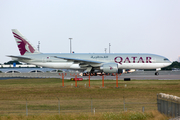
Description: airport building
xmin=178 ymin=55 xmax=180 ymax=62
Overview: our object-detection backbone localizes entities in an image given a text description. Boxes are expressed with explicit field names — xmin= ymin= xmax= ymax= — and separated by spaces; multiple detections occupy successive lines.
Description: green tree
xmin=4 ymin=60 xmax=22 ymax=65
xmin=162 ymin=61 xmax=180 ymax=70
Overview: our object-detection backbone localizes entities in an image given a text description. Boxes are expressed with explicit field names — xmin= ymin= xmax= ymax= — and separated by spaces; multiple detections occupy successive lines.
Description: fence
xmin=157 ymin=93 xmax=180 ymax=117
xmin=3 ymin=95 xmax=180 ymax=117
xmin=0 ymin=97 xmax=157 ymax=115
xmin=0 ymin=73 xmax=61 ymax=78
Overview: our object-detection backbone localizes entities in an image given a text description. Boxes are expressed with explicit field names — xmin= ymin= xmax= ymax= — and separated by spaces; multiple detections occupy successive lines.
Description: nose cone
xmin=165 ymin=62 xmax=172 ymax=67
xmin=169 ymin=60 xmax=172 ymax=64
xmin=163 ymin=59 xmax=172 ymax=67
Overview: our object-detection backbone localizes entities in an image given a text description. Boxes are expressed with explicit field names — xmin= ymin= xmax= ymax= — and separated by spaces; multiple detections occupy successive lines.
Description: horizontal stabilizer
xmin=7 ymin=55 xmax=31 ymax=60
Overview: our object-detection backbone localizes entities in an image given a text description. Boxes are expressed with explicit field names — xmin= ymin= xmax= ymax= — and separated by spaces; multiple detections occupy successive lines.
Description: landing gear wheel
xmin=155 ymin=72 xmax=159 ymax=76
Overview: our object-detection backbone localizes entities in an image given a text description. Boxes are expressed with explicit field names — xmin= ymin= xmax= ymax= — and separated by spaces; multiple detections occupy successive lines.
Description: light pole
xmin=69 ymin=38 xmax=72 ymax=53
xmin=37 ymin=41 xmax=40 ymax=51
xmin=109 ymin=43 xmax=111 ymax=53
xmin=105 ymin=48 xmax=107 ymax=53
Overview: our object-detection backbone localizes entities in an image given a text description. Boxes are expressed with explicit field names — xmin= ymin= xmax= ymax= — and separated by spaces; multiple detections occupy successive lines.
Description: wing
xmin=7 ymin=55 xmax=32 ymax=60
xmin=54 ymin=56 xmax=102 ymax=64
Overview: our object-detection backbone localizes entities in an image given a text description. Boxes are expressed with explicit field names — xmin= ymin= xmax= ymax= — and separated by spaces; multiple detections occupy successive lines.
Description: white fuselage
xmin=13 ymin=53 xmax=172 ymax=70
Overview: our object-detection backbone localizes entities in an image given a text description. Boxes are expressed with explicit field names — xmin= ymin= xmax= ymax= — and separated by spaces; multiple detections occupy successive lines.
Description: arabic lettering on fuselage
xmin=114 ymin=56 xmax=152 ymax=64
xmin=91 ymin=56 xmax=108 ymax=59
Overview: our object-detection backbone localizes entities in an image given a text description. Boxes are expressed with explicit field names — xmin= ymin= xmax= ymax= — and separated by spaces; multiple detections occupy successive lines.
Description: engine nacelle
xmin=100 ymin=63 xmax=118 ymax=73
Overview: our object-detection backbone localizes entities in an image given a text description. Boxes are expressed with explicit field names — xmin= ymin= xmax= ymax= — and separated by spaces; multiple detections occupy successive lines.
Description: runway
xmin=78 ymin=71 xmax=180 ymax=80
xmin=0 ymin=71 xmax=179 ymax=80
xmin=89 ymin=74 xmax=180 ymax=80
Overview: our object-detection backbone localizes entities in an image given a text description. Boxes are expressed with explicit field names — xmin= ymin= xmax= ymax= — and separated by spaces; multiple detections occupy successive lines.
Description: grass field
xmin=0 ymin=78 xmax=179 ymax=119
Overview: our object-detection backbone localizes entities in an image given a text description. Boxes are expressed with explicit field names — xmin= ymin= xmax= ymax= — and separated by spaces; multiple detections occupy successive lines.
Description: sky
xmin=0 ymin=0 xmax=180 ymax=64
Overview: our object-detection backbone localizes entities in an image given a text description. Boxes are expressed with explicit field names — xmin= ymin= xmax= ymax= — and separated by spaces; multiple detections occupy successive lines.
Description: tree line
xmin=162 ymin=61 xmax=180 ymax=70
xmin=3 ymin=61 xmax=22 ymax=65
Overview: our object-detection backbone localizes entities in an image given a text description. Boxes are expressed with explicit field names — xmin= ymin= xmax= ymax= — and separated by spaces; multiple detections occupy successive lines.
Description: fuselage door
xmin=42 ymin=58 xmax=46 ymax=63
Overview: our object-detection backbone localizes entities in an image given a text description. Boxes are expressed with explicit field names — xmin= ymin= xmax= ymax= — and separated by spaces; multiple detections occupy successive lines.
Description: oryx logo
xmin=13 ymin=32 xmax=35 ymax=55
xmin=109 ymin=66 xmax=113 ymax=70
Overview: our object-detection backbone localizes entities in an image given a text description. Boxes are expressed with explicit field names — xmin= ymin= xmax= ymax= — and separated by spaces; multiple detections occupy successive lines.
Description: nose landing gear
xmin=155 ymin=72 xmax=159 ymax=76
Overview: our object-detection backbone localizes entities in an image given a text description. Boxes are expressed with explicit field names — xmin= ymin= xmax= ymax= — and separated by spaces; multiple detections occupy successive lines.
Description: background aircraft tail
xmin=12 ymin=29 xmax=40 ymax=55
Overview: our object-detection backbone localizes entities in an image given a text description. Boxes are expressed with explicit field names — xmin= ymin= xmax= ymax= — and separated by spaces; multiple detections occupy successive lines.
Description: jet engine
xmin=100 ymin=63 xmax=118 ymax=73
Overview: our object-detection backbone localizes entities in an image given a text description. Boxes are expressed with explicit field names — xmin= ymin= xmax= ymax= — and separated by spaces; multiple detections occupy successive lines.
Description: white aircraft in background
xmin=8 ymin=29 xmax=172 ymax=75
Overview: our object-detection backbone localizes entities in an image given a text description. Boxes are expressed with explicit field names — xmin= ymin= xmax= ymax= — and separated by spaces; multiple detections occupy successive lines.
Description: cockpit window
xmin=164 ymin=58 xmax=169 ymax=61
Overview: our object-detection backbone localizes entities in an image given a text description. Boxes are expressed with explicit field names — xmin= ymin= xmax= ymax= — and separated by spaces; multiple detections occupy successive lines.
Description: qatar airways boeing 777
xmin=8 ymin=29 xmax=172 ymax=75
